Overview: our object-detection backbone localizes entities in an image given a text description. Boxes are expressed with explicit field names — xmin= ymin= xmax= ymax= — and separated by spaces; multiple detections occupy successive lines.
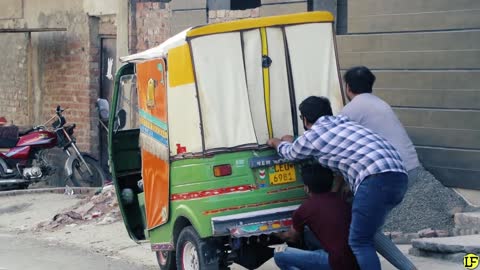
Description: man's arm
xmin=267 ymin=135 xmax=317 ymax=161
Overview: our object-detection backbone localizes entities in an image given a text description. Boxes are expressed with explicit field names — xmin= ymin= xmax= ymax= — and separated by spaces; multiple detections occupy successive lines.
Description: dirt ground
xmin=0 ymin=192 xmax=462 ymax=270
xmin=0 ymin=232 xmax=147 ymax=270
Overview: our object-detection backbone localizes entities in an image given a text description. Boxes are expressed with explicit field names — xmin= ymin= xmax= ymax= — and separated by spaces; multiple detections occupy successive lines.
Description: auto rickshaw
xmin=109 ymin=11 xmax=344 ymax=270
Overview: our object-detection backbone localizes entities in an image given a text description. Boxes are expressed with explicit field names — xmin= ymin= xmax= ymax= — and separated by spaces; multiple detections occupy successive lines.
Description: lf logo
xmin=464 ymin=253 xmax=479 ymax=269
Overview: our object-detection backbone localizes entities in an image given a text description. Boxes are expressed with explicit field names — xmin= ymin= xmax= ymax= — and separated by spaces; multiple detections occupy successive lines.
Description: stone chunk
xmin=418 ymin=228 xmax=436 ymax=238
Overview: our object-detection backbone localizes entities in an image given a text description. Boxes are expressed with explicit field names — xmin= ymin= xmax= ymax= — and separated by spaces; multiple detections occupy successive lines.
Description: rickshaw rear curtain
xmin=184 ymin=22 xmax=343 ymax=152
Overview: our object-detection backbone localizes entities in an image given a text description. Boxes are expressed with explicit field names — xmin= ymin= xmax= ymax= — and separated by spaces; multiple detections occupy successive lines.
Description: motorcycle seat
xmin=0 ymin=138 xmax=18 ymax=148
xmin=0 ymin=126 xmax=19 ymax=148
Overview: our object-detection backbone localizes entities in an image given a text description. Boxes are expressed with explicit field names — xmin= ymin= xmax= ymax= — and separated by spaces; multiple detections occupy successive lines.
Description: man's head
xmin=299 ymin=96 xmax=333 ymax=130
xmin=301 ymin=163 xmax=334 ymax=195
xmin=343 ymin=66 xmax=376 ymax=100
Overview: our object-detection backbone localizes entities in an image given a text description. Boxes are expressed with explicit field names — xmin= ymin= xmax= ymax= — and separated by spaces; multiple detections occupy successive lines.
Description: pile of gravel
xmin=383 ymin=166 xmax=468 ymax=233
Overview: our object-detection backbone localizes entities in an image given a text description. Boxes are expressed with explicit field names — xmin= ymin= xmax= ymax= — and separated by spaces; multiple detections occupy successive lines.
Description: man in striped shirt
xmin=267 ymin=96 xmax=408 ymax=270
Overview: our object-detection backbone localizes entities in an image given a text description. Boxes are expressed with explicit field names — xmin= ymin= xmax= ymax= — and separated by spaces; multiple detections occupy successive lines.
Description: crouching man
xmin=273 ymin=164 xmax=358 ymax=270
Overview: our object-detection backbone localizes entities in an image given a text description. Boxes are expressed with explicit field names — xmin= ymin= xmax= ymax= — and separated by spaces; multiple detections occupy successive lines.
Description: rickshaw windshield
xmin=188 ymin=22 xmax=343 ymax=153
xmin=116 ymin=74 xmax=139 ymax=130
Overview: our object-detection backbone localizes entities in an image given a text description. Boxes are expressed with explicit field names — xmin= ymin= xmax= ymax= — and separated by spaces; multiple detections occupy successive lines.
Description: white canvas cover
xmin=167 ymin=82 xmax=202 ymax=154
xmin=191 ymin=33 xmax=257 ymax=149
xmin=242 ymin=28 xmax=296 ymax=143
xmin=266 ymin=27 xmax=294 ymax=138
xmin=120 ymin=29 xmax=190 ymax=63
xmin=243 ymin=29 xmax=269 ymax=144
xmin=285 ymin=23 xmax=343 ymax=133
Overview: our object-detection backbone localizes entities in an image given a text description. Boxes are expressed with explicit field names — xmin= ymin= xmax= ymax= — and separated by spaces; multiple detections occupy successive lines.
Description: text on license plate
xmin=269 ymin=164 xmax=296 ymax=185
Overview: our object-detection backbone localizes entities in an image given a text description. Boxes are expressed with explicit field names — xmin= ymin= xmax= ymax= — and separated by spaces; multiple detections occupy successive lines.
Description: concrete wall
xmin=337 ymin=0 xmax=480 ymax=193
xmin=130 ymin=0 xmax=312 ymax=54
xmin=0 ymin=33 xmax=28 ymax=125
xmin=84 ymin=0 xmax=117 ymax=16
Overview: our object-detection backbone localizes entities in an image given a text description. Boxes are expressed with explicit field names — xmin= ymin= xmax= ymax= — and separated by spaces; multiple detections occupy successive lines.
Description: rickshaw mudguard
xmin=147 ymin=204 xmax=205 ymax=251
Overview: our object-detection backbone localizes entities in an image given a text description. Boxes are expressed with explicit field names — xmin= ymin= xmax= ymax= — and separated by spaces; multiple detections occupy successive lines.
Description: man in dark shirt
xmin=274 ymin=164 xmax=358 ymax=270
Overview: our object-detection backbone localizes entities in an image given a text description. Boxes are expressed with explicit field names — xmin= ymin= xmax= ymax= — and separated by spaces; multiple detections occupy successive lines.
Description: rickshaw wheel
xmin=156 ymin=250 xmax=176 ymax=270
xmin=176 ymin=226 xmax=220 ymax=270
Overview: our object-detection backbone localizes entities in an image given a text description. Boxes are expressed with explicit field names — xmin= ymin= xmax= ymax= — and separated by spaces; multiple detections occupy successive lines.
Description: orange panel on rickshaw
xmin=136 ymin=59 xmax=170 ymax=229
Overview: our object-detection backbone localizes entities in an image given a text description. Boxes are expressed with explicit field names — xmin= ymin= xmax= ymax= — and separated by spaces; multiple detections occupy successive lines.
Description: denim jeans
xmin=373 ymin=167 xmax=419 ymax=270
xmin=274 ymin=247 xmax=331 ymax=270
xmin=349 ymin=172 xmax=408 ymax=270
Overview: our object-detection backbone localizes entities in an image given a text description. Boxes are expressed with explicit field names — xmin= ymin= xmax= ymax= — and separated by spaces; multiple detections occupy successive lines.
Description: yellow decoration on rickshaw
xmin=147 ymin=78 xmax=155 ymax=109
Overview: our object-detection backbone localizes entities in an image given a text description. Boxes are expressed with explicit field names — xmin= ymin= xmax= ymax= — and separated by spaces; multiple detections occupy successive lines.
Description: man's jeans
xmin=349 ymin=172 xmax=408 ymax=270
xmin=374 ymin=167 xmax=420 ymax=270
xmin=274 ymin=247 xmax=331 ymax=270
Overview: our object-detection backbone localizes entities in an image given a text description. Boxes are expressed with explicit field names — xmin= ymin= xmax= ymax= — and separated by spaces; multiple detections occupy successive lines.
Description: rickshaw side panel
xmin=136 ymin=59 xmax=170 ymax=229
xmin=146 ymin=149 xmax=307 ymax=248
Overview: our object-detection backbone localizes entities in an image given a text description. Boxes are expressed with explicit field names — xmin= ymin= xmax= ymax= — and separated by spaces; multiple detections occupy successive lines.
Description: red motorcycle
xmin=0 ymin=106 xmax=106 ymax=190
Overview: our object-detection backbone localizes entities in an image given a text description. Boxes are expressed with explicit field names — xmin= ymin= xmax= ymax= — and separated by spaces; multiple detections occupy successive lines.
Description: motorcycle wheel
xmin=69 ymin=155 xmax=106 ymax=187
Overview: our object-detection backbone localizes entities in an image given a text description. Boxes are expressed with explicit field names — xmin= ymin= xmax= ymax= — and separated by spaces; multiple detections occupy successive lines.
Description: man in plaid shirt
xmin=268 ymin=96 xmax=408 ymax=270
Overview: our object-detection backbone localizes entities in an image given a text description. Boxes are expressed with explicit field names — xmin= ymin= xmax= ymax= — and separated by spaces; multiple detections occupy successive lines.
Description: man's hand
xmin=267 ymin=138 xmax=282 ymax=149
xmin=273 ymin=231 xmax=288 ymax=241
xmin=281 ymin=135 xmax=294 ymax=142
xmin=272 ymin=227 xmax=300 ymax=244
xmin=274 ymin=245 xmax=287 ymax=253
xmin=331 ymin=174 xmax=345 ymax=193
xmin=332 ymin=174 xmax=353 ymax=199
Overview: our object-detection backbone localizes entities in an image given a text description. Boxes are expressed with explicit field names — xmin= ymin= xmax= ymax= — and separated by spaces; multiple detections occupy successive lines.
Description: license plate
xmin=269 ymin=164 xmax=296 ymax=185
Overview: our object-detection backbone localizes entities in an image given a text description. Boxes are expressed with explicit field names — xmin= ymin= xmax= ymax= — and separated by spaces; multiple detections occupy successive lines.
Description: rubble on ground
xmin=34 ymin=185 xmax=121 ymax=232
xmin=385 ymin=228 xmax=451 ymax=244
xmin=383 ymin=167 xmax=467 ymax=233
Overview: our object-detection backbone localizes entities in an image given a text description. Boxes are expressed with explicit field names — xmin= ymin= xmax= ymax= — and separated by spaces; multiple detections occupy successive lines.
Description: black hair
xmin=301 ymin=164 xmax=334 ymax=194
xmin=299 ymin=96 xmax=333 ymax=124
xmin=343 ymin=66 xmax=376 ymax=94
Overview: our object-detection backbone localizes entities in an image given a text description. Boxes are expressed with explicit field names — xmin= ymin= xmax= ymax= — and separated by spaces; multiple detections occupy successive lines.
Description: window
xmin=231 ymin=0 xmax=260 ymax=10
xmin=116 ymin=74 xmax=139 ymax=130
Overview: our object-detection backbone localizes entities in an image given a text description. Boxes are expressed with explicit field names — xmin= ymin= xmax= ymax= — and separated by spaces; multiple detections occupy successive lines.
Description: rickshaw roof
xmin=120 ymin=11 xmax=334 ymax=63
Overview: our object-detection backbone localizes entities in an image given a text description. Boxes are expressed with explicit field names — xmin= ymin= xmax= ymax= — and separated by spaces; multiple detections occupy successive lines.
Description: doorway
xmin=99 ymin=37 xmax=117 ymax=171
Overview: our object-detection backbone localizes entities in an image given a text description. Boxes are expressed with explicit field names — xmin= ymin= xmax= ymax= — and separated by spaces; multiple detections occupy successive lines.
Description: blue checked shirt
xmin=277 ymin=115 xmax=406 ymax=194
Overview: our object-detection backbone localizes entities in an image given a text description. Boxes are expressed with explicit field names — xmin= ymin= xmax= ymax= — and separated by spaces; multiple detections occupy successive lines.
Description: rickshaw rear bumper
xmin=211 ymin=205 xmax=300 ymax=238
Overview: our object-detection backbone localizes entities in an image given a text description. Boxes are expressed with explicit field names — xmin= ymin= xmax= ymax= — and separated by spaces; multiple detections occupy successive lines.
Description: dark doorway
xmin=99 ymin=37 xmax=116 ymax=171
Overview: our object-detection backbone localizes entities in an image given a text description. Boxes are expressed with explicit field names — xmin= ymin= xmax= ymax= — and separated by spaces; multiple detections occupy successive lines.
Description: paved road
xmin=0 ymin=232 xmax=464 ymax=270
xmin=0 ymin=233 xmax=150 ymax=270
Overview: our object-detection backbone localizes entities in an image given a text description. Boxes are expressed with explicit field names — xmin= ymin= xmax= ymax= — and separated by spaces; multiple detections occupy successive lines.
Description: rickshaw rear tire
xmin=176 ymin=226 xmax=220 ymax=270
xmin=156 ymin=250 xmax=176 ymax=270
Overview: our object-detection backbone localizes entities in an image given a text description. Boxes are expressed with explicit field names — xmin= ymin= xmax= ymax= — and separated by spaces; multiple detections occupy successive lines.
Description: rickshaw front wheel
xmin=156 ymin=250 xmax=176 ymax=270
xmin=176 ymin=226 xmax=220 ymax=270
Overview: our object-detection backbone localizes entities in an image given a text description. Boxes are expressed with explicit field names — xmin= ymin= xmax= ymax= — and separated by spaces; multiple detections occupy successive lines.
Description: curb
xmin=408 ymin=247 xmax=464 ymax=263
xmin=0 ymin=187 xmax=99 ymax=197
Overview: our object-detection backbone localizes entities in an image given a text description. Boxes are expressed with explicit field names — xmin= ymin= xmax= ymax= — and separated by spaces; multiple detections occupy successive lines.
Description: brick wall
xmin=0 ymin=33 xmax=29 ymax=126
xmin=38 ymin=13 xmax=97 ymax=153
xmin=208 ymin=8 xmax=260 ymax=23
xmin=135 ymin=2 xmax=171 ymax=52
xmin=0 ymin=3 xmax=116 ymax=159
